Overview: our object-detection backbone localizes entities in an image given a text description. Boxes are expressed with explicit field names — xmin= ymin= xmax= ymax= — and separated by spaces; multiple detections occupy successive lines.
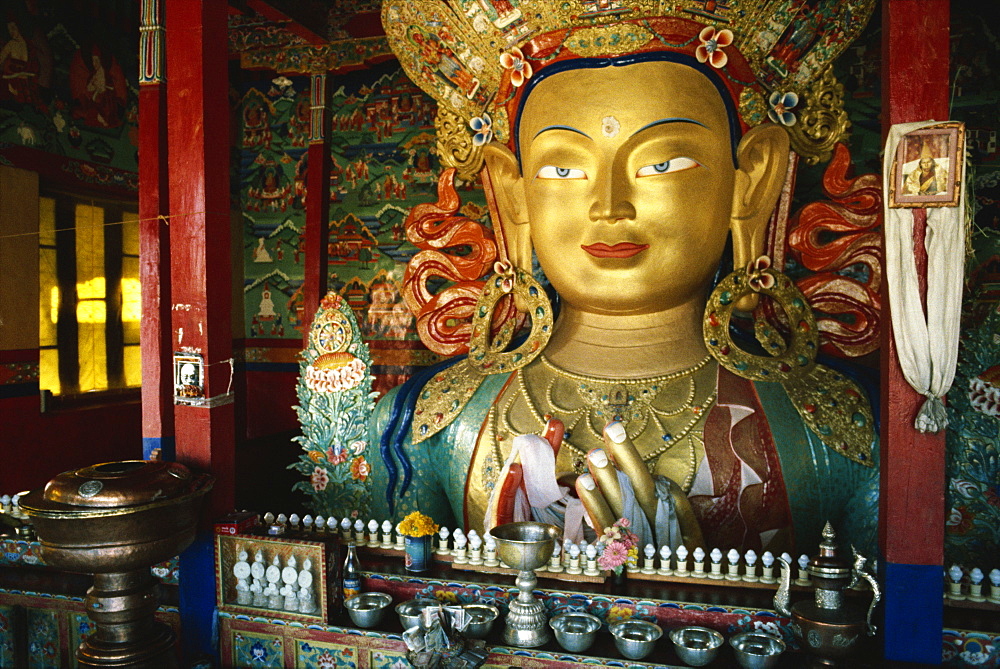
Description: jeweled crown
xmin=382 ymin=0 xmax=875 ymax=147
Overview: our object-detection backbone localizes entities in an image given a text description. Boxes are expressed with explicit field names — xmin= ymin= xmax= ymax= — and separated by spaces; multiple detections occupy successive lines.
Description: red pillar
xmin=879 ymin=0 xmax=950 ymax=663
xmin=165 ymin=0 xmax=235 ymax=519
xmin=138 ymin=0 xmax=174 ymax=461
xmin=303 ymin=72 xmax=331 ymax=340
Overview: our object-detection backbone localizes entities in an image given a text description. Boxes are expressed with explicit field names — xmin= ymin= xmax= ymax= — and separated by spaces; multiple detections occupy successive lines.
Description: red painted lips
xmin=581 ymin=242 xmax=649 ymax=258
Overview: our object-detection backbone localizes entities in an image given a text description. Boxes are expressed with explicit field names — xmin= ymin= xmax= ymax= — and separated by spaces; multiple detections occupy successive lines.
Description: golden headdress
xmin=382 ymin=0 xmax=875 ymax=172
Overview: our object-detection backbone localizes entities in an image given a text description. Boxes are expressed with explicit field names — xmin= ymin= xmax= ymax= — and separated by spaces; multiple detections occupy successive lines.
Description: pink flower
xmin=327 ymin=447 xmax=348 ymax=466
xmin=598 ymin=542 xmax=628 ymax=571
xmin=695 ymin=27 xmax=734 ymax=69
xmin=500 ymin=47 xmax=533 ymax=87
xmin=310 ymin=466 xmax=329 ymax=492
xmin=747 ymin=255 xmax=776 ymax=291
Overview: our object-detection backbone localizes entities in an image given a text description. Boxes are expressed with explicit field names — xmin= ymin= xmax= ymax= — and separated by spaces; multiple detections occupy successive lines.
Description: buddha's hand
xmin=575 ymin=421 xmax=705 ymax=549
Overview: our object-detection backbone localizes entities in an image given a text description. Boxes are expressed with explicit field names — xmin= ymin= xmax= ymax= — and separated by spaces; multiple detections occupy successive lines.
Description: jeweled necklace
xmin=494 ymin=354 xmax=717 ymax=489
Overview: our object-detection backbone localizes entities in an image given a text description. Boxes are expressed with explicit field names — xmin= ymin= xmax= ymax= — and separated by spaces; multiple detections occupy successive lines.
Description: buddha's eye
xmin=535 ymin=165 xmax=587 ymax=180
xmin=636 ymin=157 xmax=699 ymax=177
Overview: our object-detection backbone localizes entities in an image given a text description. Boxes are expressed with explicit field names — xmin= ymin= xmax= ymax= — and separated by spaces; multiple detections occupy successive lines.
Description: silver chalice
xmin=490 ymin=521 xmax=559 ymax=647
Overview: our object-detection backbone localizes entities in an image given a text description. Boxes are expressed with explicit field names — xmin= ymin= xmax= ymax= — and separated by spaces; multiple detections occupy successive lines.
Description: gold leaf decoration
xmin=435 ymin=107 xmax=485 ymax=182
xmin=787 ymin=67 xmax=850 ymax=165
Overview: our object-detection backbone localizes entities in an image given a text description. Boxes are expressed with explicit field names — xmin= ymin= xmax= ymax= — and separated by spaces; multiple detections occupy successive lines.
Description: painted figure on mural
xmin=69 ymin=44 xmax=126 ymax=128
xmin=312 ymin=1 xmax=882 ymax=557
xmin=0 ymin=18 xmax=41 ymax=105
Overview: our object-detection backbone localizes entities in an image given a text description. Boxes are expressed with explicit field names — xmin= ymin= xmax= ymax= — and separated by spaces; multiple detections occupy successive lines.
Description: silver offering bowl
xmin=490 ymin=522 xmax=559 ymax=647
xmin=610 ymin=619 xmax=662 ymax=660
xmin=669 ymin=626 xmax=725 ymax=666
xmin=730 ymin=631 xmax=786 ymax=669
xmin=345 ymin=592 xmax=393 ymax=628
xmin=549 ymin=611 xmax=601 ymax=652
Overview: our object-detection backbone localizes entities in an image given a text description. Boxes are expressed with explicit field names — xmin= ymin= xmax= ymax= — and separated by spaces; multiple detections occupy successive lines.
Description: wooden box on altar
xmin=215 ymin=533 xmax=333 ymax=624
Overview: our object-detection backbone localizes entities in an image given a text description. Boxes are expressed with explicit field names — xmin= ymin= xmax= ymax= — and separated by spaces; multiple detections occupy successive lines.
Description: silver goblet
xmin=490 ymin=522 xmax=559 ymax=647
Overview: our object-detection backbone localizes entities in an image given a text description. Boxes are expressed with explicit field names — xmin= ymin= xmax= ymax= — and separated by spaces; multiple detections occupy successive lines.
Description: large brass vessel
xmin=774 ymin=522 xmax=881 ymax=667
xmin=20 ymin=460 xmax=213 ymax=668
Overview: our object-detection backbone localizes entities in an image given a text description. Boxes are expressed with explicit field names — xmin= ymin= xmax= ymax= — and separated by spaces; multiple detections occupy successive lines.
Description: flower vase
xmin=611 ymin=568 xmax=627 ymax=592
xmin=404 ymin=535 xmax=432 ymax=573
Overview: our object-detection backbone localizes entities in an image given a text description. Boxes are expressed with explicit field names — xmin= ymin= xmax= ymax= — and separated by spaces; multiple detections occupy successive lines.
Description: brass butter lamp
xmin=20 ymin=460 xmax=213 ymax=668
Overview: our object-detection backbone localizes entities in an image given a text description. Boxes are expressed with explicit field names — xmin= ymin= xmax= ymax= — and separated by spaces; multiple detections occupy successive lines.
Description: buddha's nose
xmin=588 ymin=173 xmax=636 ymax=222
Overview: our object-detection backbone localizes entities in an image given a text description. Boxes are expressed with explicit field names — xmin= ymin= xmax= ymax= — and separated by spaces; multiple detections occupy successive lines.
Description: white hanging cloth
xmin=882 ymin=121 xmax=967 ymax=432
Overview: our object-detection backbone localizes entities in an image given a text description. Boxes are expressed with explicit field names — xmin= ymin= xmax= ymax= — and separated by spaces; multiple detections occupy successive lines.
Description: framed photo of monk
xmin=889 ymin=122 xmax=964 ymax=208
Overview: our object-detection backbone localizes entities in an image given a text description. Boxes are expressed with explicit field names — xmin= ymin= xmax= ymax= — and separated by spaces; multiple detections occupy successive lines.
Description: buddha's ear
xmin=729 ymin=124 xmax=789 ymax=311
xmin=729 ymin=123 xmax=789 ymax=270
xmin=483 ymin=142 xmax=532 ymax=272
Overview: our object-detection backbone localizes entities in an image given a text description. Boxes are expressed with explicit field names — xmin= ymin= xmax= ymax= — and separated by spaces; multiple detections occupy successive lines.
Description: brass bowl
xmin=19 ymin=461 xmax=213 ymax=573
xmin=490 ymin=522 xmax=559 ymax=571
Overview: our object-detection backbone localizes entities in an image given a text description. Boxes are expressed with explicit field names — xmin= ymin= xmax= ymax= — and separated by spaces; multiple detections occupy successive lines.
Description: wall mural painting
xmin=241 ymin=61 xmax=488 ymax=393
xmin=944 ymin=5 xmax=1000 ymax=576
xmin=0 ymin=0 xmax=138 ymax=177
xmin=240 ymin=75 xmax=309 ymax=345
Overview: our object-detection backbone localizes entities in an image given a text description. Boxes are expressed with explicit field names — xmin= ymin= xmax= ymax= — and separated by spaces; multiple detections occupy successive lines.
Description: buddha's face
xmin=515 ymin=61 xmax=738 ymax=315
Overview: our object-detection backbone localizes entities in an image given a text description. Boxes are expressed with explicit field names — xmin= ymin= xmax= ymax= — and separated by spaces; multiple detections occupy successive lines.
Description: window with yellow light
xmin=39 ymin=193 xmax=141 ymax=397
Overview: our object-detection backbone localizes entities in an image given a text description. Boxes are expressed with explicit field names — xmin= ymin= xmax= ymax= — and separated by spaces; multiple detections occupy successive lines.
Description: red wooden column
xmin=302 ymin=72 xmax=331 ymax=340
xmin=138 ymin=0 xmax=174 ymax=461
xmin=164 ymin=1 xmax=235 ymax=662
xmin=879 ymin=0 xmax=950 ymax=663
xmin=165 ymin=0 xmax=235 ymax=518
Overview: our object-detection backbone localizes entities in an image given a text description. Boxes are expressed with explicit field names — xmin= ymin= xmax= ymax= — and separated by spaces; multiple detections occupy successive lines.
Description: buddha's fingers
xmin=603 ymin=421 xmax=658 ymax=525
xmin=575 ymin=474 xmax=616 ymax=535
xmin=586 ymin=448 xmax=625 ymax=519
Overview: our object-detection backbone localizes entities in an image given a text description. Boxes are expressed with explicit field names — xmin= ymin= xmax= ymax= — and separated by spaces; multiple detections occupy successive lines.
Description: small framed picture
xmin=173 ymin=352 xmax=205 ymax=405
xmin=889 ymin=122 xmax=964 ymax=208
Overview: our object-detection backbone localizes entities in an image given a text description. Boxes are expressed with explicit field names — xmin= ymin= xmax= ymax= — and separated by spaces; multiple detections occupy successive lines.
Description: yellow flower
xmin=607 ymin=605 xmax=634 ymax=624
xmin=307 ymin=450 xmax=325 ymax=462
xmin=396 ymin=511 xmax=440 ymax=538
xmin=435 ymin=590 xmax=458 ymax=604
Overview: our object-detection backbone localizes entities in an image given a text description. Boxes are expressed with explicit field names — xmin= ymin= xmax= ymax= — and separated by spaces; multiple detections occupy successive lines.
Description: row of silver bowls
xmin=351 ymin=595 xmax=783 ymax=667
xmin=346 ymin=594 xmax=500 ymax=640
xmin=551 ymin=614 xmax=784 ymax=668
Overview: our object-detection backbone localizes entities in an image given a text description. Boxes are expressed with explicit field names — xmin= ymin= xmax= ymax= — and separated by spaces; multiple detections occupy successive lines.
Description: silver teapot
xmin=773 ymin=522 xmax=881 ymax=666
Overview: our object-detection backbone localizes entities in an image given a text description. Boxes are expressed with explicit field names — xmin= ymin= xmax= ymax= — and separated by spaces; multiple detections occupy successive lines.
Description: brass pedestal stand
xmin=20 ymin=461 xmax=213 ymax=668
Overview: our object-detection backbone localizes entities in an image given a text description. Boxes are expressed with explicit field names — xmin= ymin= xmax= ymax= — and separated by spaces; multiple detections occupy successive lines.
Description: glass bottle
xmin=342 ymin=542 xmax=361 ymax=603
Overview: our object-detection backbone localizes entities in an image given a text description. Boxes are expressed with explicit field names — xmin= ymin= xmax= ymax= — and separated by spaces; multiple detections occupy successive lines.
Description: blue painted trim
xmin=178 ymin=533 xmax=219 ymax=665
xmin=143 ymin=436 xmax=175 ymax=461
xmin=882 ymin=562 xmax=943 ymax=664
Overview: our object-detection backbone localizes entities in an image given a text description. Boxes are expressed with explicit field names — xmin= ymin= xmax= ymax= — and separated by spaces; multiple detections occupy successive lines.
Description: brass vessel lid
xmin=21 ymin=461 xmax=199 ymax=511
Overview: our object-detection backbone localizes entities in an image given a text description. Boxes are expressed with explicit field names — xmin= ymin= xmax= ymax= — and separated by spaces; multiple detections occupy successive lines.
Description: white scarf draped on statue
xmin=882 ymin=121 xmax=967 ymax=433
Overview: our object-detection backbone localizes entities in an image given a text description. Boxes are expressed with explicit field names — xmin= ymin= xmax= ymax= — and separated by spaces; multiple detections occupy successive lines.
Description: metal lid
xmin=807 ymin=521 xmax=851 ymax=579
xmin=25 ymin=461 xmax=197 ymax=510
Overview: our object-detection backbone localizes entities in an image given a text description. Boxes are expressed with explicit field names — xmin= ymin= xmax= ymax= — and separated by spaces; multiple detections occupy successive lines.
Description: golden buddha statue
xmin=360 ymin=0 xmax=878 ymax=557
